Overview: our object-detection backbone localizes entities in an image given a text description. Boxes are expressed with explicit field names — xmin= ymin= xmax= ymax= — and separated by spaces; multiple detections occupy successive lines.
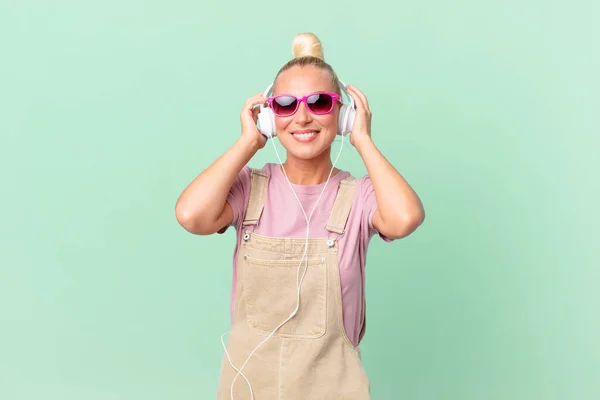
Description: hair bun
xmin=292 ymin=32 xmax=324 ymax=60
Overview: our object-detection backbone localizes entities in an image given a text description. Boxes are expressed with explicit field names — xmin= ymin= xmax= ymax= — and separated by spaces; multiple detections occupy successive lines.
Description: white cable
xmin=222 ymin=105 xmax=347 ymax=400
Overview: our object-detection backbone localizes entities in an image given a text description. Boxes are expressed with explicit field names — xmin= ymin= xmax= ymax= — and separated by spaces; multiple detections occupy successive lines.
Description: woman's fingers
xmin=252 ymin=106 xmax=261 ymax=120
xmin=244 ymin=94 xmax=268 ymax=113
xmin=347 ymin=85 xmax=371 ymax=114
xmin=240 ymin=93 xmax=269 ymax=143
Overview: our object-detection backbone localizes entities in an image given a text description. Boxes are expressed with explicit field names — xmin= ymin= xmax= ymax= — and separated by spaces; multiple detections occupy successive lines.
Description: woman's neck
xmin=281 ymin=154 xmax=340 ymax=186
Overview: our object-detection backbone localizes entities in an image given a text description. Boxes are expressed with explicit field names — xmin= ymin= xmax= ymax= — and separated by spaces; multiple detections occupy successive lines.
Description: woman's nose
xmin=294 ymin=101 xmax=312 ymax=123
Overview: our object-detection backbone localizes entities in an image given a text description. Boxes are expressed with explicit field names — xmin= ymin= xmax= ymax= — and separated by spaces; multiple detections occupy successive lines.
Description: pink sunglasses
xmin=267 ymin=91 xmax=342 ymax=117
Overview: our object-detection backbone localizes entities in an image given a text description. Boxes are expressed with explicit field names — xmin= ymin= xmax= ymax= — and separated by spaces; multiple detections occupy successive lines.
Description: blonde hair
xmin=273 ymin=33 xmax=342 ymax=95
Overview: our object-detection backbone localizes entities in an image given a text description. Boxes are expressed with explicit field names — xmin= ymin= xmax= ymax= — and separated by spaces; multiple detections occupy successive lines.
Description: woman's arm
xmin=346 ymin=84 xmax=425 ymax=239
xmin=355 ymin=137 xmax=425 ymax=239
xmin=175 ymin=93 xmax=267 ymax=235
xmin=175 ymin=136 xmax=261 ymax=235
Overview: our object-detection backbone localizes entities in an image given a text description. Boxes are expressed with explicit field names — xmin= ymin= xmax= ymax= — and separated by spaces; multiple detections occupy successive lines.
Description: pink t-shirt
xmin=219 ymin=162 xmax=393 ymax=346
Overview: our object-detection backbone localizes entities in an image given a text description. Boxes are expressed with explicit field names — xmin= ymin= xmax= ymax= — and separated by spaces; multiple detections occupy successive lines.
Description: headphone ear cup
xmin=346 ymin=106 xmax=355 ymax=135
xmin=257 ymin=108 xmax=276 ymax=138
xmin=337 ymin=104 xmax=356 ymax=136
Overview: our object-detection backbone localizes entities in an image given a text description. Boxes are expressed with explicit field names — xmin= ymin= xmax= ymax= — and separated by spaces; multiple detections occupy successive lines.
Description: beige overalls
xmin=217 ymin=168 xmax=371 ymax=400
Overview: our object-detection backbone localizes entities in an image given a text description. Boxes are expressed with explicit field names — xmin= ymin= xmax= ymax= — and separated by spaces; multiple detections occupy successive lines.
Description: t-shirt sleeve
xmin=360 ymin=175 xmax=395 ymax=243
xmin=217 ymin=166 xmax=252 ymax=234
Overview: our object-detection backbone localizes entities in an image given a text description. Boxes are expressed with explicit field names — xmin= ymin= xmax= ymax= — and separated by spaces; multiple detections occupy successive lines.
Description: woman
xmin=175 ymin=32 xmax=425 ymax=400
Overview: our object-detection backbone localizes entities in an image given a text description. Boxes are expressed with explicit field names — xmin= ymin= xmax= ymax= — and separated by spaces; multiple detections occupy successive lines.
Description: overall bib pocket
xmin=241 ymin=254 xmax=327 ymax=339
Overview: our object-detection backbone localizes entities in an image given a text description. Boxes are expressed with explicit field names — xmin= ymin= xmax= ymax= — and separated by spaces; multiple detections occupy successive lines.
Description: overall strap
xmin=242 ymin=168 xmax=269 ymax=227
xmin=325 ymin=175 xmax=358 ymax=235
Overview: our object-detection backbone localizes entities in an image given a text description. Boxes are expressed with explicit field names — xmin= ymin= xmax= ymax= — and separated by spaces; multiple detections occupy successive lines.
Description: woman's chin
xmin=283 ymin=144 xmax=333 ymax=161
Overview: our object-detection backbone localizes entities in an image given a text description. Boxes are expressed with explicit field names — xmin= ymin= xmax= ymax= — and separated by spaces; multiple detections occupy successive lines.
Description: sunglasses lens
xmin=307 ymin=93 xmax=333 ymax=114
xmin=272 ymin=96 xmax=298 ymax=116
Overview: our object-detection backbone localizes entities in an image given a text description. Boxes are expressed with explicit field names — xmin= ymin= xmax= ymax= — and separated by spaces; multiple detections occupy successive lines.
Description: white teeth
xmin=294 ymin=132 xmax=316 ymax=138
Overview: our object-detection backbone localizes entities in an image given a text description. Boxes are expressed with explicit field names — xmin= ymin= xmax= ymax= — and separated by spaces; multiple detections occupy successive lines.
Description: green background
xmin=1 ymin=1 xmax=598 ymax=399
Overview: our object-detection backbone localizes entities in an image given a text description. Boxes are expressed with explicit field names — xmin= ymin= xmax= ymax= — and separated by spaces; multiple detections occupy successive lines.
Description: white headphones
xmin=257 ymin=80 xmax=355 ymax=138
